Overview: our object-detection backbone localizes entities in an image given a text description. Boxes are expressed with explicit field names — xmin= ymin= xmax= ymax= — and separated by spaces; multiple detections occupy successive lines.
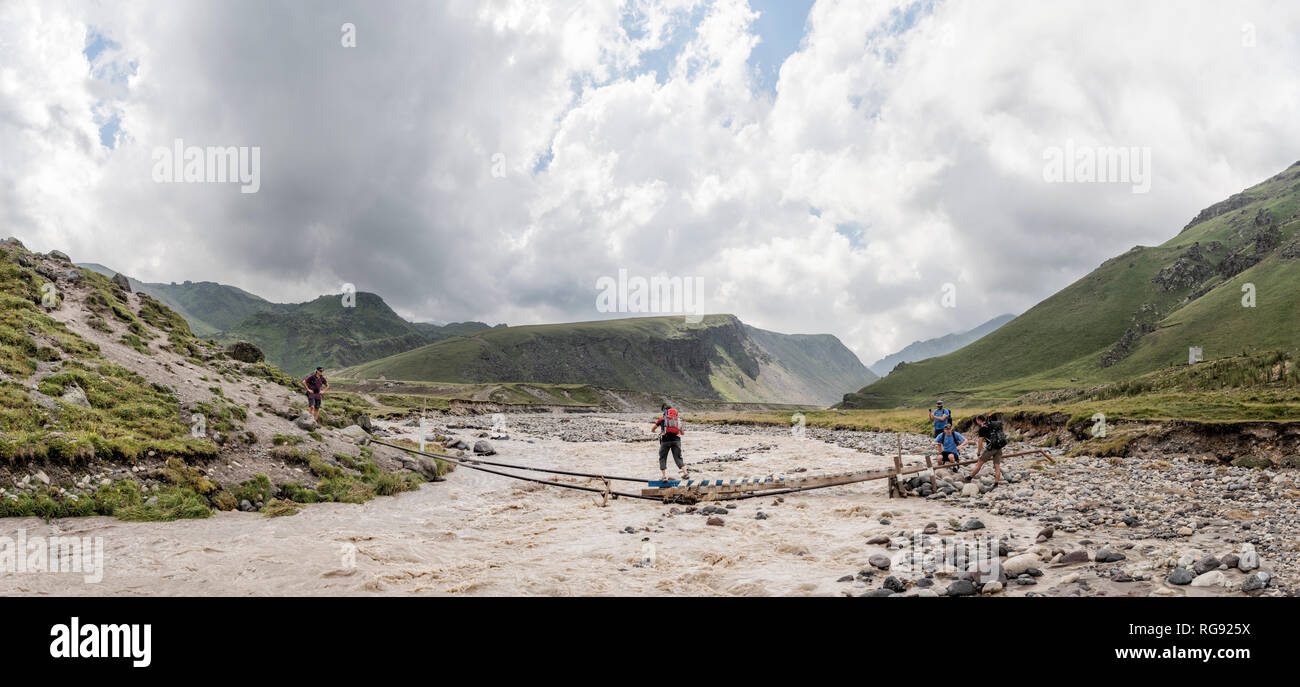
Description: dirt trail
xmin=0 ymin=416 xmax=1259 ymax=596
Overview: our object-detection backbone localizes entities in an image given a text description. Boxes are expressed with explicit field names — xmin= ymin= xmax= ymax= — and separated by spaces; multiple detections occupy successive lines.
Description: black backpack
xmin=985 ymin=420 xmax=1009 ymax=450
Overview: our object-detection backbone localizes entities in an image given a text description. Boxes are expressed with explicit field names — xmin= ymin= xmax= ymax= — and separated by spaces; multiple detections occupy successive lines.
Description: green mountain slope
xmin=220 ymin=293 xmax=495 ymax=377
xmin=843 ymin=161 xmax=1300 ymax=408
xmin=77 ymin=265 xmax=280 ymax=336
xmin=336 ymin=315 xmax=875 ymax=406
xmin=76 ymin=264 xmax=495 ymax=377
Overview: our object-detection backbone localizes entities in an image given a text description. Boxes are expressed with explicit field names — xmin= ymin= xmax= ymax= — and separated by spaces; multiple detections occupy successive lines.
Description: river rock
xmin=1002 ymin=553 xmax=1039 ymax=576
xmin=961 ymin=483 xmax=980 ymax=497
xmin=866 ymin=534 xmax=891 ymax=545
xmin=1241 ymin=573 xmax=1266 ymax=592
xmin=294 ymin=413 xmax=318 ymax=431
xmin=860 ymin=589 xmax=896 ymax=597
xmin=1237 ymin=546 xmax=1259 ymax=572
xmin=947 ymin=579 xmax=977 ymax=596
xmin=1190 ymin=571 xmax=1226 ymax=587
xmin=1166 ymin=567 xmax=1194 ymax=585
xmin=1059 ymin=550 xmax=1090 ymax=565
xmin=473 ymin=440 xmax=496 ymax=455
xmin=706 ymin=517 xmax=725 ymax=527
xmin=883 ymin=576 xmax=906 ymax=593
xmin=1192 ymin=555 xmax=1221 ymax=575
xmin=981 ymin=581 xmax=1003 ymax=594
xmin=869 ymin=554 xmax=891 ymax=570
xmin=1095 ymin=548 xmax=1126 ymax=563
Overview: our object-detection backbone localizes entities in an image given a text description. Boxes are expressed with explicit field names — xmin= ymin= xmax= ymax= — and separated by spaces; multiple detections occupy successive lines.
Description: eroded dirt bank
xmin=1 ymin=415 xmax=1291 ymax=596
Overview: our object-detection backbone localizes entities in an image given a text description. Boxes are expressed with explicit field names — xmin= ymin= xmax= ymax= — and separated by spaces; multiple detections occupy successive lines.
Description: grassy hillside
xmin=78 ymin=265 xmax=279 ymax=336
xmin=220 ymin=292 xmax=494 ymax=377
xmin=78 ymin=264 xmax=495 ymax=377
xmin=337 ymin=315 xmax=874 ymax=405
xmin=5 ymin=240 xmax=444 ymax=521
xmin=844 ymin=161 xmax=1300 ymax=408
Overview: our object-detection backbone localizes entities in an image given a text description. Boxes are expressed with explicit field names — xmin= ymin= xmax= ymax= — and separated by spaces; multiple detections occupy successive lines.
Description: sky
xmin=3 ymin=0 xmax=1300 ymax=365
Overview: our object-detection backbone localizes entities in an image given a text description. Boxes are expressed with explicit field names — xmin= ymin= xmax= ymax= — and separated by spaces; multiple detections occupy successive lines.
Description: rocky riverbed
xmin=2 ymin=413 xmax=1292 ymax=596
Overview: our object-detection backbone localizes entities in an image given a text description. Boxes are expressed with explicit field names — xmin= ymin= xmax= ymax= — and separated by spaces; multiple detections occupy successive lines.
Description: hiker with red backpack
xmin=653 ymin=403 xmax=689 ymax=482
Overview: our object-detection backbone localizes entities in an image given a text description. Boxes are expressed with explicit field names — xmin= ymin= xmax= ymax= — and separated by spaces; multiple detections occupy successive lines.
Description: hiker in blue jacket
xmin=931 ymin=424 xmax=968 ymax=473
xmin=929 ymin=401 xmax=952 ymax=438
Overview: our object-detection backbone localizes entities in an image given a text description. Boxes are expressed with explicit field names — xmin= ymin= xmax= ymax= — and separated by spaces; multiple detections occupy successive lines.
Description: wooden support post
xmin=925 ymin=454 xmax=937 ymax=492
xmin=890 ymin=433 xmax=906 ymax=498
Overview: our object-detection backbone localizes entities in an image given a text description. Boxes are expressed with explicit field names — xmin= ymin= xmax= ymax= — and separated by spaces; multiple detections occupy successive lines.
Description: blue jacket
xmin=934 ymin=431 xmax=965 ymax=454
xmin=931 ymin=408 xmax=951 ymax=431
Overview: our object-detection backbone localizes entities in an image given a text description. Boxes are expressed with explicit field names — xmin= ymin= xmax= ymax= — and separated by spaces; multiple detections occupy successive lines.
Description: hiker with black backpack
xmin=652 ymin=405 xmax=689 ymax=482
xmin=966 ymin=414 xmax=1009 ymax=486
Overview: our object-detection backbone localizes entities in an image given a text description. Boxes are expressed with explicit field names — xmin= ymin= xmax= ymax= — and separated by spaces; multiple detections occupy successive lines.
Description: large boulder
xmin=338 ymin=425 xmax=369 ymax=444
xmin=111 ymin=273 xmax=132 ymax=293
xmin=399 ymin=454 xmax=445 ymax=482
xmin=60 ymin=383 xmax=91 ymax=408
xmin=354 ymin=413 xmax=373 ymax=432
xmin=225 ymin=341 xmax=265 ymax=364
xmin=294 ymin=413 xmax=318 ymax=431
xmin=472 ymin=440 xmax=496 ymax=456
xmin=48 ymin=250 xmax=71 ymax=262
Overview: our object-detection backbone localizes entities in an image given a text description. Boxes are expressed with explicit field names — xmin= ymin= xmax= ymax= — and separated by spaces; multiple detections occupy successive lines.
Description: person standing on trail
xmin=302 ymin=366 xmax=329 ymax=423
xmin=652 ymin=406 xmax=689 ymax=482
xmin=931 ymin=424 xmax=968 ymax=473
xmin=929 ymin=402 xmax=952 ymax=438
xmin=966 ymin=414 xmax=1009 ymax=486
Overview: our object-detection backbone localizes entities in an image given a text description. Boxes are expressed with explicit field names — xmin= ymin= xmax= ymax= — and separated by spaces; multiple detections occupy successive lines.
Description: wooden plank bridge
xmin=641 ymin=442 xmax=1054 ymax=503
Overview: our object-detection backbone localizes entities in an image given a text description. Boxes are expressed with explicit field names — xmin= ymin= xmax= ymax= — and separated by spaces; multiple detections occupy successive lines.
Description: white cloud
xmin=3 ymin=0 xmax=1300 ymax=364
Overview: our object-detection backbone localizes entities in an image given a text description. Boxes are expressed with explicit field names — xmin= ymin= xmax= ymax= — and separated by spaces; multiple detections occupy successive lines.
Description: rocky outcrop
xmin=1152 ymin=243 xmax=1214 ymax=291
xmin=224 ymin=340 xmax=265 ymax=364
xmin=1181 ymin=192 xmax=1252 ymax=233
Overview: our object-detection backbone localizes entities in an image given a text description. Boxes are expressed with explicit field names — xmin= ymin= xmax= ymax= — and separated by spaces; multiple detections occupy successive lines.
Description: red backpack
xmin=663 ymin=408 xmax=682 ymax=435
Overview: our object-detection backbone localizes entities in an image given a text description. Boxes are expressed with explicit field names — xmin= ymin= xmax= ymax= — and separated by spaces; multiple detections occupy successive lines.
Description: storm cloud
xmin=3 ymin=0 xmax=1300 ymax=362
